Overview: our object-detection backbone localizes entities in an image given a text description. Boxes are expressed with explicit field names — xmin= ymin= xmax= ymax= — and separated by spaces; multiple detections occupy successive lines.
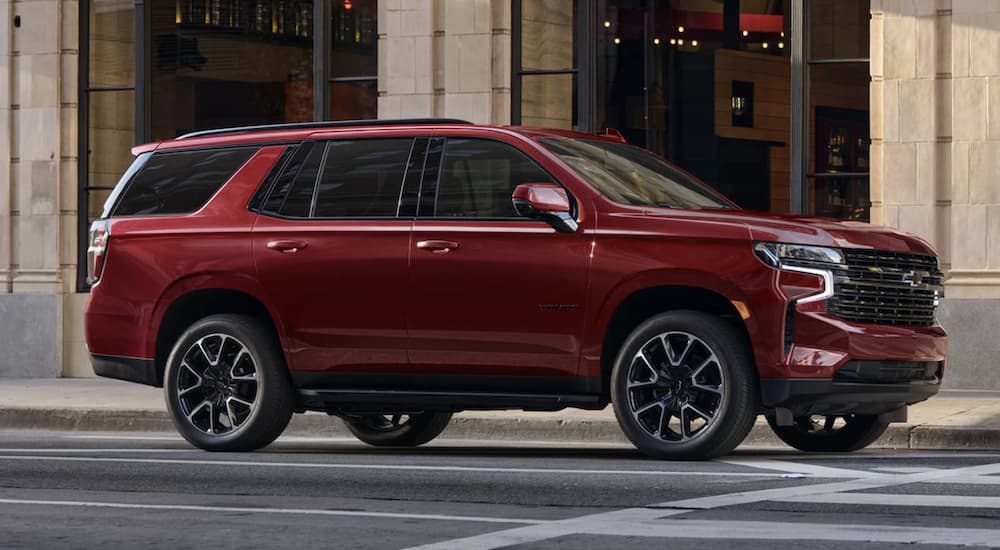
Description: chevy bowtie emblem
xmin=901 ymin=270 xmax=926 ymax=287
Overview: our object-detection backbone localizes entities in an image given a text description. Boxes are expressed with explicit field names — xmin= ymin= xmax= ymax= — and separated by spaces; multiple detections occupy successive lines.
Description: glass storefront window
xmin=330 ymin=0 xmax=377 ymax=120
xmin=150 ymin=0 xmax=315 ymax=140
xmin=513 ymin=0 xmax=871 ymax=220
xmin=595 ymin=0 xmax=790 ymax=212
xmin=515 ymin=0 xmax=578 ymax=130
xmin=809 ymin=0 xmax=870 ymax=60
xmin=808 ymin=28 xmax=871 ymax=220
xmin=82 ymin=1 xmax=137 ymax=289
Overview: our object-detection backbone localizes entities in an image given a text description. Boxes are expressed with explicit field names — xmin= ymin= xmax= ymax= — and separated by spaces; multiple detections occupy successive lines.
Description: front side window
xmin=112 ymin=147 xmax=258 ymax=216
xmin=540 ymin=138 xmax=733 ymax=210
xmin=314 ymin=139 xmax=413 ymax=218
xmin=434 ymin=139 xmax=554 ymax=218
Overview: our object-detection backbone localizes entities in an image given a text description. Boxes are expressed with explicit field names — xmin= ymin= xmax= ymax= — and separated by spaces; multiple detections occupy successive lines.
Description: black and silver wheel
xmin=165 ymin=314 xmax=294 ymax=451
xmin=344 ymin=412 xmax=453 ymax=447
xmin=767 ymin=414 xmax=889 ymax=453
xmin=611 ymin=311 xmax=758 ymax=460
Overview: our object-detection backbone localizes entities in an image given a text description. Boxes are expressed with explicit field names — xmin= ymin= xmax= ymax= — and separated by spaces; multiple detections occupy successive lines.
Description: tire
xmin=344 ymin=412 xmax=453 ymax=447
xmin=610 ymin=311 xmax=759 ymax=460
xmin=766 ymin=414 xmax=889 ymax=453
xmin=164 ymin=314 xmax=295 ymax=452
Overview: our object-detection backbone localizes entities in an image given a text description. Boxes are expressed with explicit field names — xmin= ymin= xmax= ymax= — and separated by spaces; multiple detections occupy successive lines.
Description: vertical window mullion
xmin=77 ymin=0 xmax=90 ymax=292
xmin=315 ymin=0 xmax=330 ymax=120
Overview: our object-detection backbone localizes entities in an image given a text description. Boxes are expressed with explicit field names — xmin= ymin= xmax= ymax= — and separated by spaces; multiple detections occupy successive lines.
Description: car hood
xmin=639 ymin=207 xmax=938 ymax=256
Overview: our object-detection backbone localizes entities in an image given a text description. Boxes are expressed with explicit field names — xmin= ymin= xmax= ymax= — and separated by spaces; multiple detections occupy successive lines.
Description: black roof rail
xmin=176 ymin=118 xmax=474 ymax=140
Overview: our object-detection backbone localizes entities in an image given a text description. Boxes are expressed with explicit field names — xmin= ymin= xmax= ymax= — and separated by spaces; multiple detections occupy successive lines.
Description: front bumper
xmin=760 ymin=377 xmax=939 ymax=416
xmin=763 ymin=307 xmax=946 ymax=416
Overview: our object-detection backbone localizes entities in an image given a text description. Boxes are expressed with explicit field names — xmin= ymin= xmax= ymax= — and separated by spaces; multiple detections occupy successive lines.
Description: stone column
xmin=872 ymin=0 xmax=1000 ymax=388
xmin=0 ymin=0 xmax=66 ymax=377
xmin=379 ymin=0 xmax=511 ymax=124
xmin=0 ymin=0 xmax=12 ymax=292
xmin=11 ymin=0 xmax=63 ymax=295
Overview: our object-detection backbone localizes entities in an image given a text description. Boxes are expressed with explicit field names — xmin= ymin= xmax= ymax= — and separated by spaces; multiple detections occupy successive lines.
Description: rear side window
xmin=263 ymin=143 xmax=324 ymax=218
xmin=313 ymin=139 xmax=414 ymax=218
xmin=434 ymin=139 xmax=553 ymax=218
xmin=113 ymin=147 xmax=257 ymax=216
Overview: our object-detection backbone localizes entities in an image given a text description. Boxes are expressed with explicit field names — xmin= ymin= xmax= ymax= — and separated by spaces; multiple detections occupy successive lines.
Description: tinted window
xmin=434 ymin=139 xmax=553 ymax=218
xmin=540 ymin=138 xmax=732 ymax=210
xmin=313 ymin=139 xmax=414 ymax=218
xmin=250 ymin=145 xmax=299 ymax=212
xmin=262 ymin=143 xmax=324 ymax=218
xmin=113 ymin=147 xmax=257 ymax=216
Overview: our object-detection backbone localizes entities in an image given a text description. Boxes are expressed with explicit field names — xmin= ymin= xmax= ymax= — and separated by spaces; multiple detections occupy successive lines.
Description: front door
xmin=407 ymin=137 xmax=593 ymax=393
xmin=253 ymin=138 xmax=419 ymax=381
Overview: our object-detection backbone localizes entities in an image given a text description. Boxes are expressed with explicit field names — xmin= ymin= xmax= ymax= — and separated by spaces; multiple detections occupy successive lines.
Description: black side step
xmin=297 ymin=389 xmax=605 ymax=414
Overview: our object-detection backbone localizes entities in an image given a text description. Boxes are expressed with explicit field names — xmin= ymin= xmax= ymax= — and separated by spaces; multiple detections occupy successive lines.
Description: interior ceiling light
xmin=742 ymin=30 xmax=749 ymax=37
xmin=614 ymin=37 xmax=621 ymax=44
xmin=604 ymin=20 xmax=611 ymax=28
xmin=762 ymin=42 xmax=769 ymax=48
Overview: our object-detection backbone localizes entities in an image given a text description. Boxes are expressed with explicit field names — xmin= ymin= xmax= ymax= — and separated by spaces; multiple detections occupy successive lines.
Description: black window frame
xmin=257 ymin=137 xmax=421 ymax=221
xmin=416 ymin=137 xmax=578 ymax=222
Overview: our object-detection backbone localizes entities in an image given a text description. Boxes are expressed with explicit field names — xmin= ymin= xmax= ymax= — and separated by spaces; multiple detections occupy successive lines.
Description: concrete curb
xmin=3 ymin=407 xmax=999 ymax=451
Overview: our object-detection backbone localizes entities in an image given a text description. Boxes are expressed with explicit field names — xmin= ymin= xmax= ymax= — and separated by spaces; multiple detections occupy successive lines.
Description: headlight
xmin=753 ymin=242 xmax=844 ymax=268
xmin=754 ymin=242 xmax=841 ymax=305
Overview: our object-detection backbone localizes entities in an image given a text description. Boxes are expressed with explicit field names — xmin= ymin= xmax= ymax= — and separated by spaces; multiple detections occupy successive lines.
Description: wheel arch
xmin=596 ymin=280 xmax=757 ymax=401
xmin=148 ymin=275 xmax=286 ymax=387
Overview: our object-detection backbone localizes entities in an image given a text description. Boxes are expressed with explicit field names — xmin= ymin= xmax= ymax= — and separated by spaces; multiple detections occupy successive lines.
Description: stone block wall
xmin=0 ymin=0 xmax=78 ymax=377
xmin=872 ymin=0 xmax=1000 ymax=388
xmin=379 ymin=0 xmax=511 ymax=124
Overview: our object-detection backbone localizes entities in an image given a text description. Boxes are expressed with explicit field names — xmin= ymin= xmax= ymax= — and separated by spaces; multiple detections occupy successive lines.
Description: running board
xmin=297 ymin=389 xmax=605 ymax=414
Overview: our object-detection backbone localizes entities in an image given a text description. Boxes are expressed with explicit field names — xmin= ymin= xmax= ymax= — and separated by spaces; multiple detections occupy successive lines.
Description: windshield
xmin=540 ymin=138 xmax=733 ymax=210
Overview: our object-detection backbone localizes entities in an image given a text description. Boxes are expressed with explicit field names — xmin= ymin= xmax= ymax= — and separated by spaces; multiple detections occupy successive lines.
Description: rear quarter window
xmin=112 ymin=147 xmax=258 ymax=216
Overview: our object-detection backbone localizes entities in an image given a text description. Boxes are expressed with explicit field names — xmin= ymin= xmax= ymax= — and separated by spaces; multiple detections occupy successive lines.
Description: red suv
xmin=85 ymin=119 xmax=947 ymax=459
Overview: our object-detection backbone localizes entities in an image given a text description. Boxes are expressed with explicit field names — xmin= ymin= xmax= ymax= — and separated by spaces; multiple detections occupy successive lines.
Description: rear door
xmin=406 ymin=136 xmax=594 ymax=393
xmin=253 ymin=137 xmax=423 ymax=384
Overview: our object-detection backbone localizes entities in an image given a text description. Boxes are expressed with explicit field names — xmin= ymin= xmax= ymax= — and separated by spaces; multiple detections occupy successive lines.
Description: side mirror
xmin=512 ymin=183 xmax=578 ymax=233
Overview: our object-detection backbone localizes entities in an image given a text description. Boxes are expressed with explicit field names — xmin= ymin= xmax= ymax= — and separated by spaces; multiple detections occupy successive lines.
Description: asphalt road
xmin=2 ymin=431 xmax=1000 ymax=549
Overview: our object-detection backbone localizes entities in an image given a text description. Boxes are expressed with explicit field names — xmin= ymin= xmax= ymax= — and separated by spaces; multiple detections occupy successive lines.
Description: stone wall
xmin=379 ymin=0 xmax=511 ymax=124
xmin=872 ymin=0 xmax=1000 ymax=388
xmin=0 ymin=0 xmax=78 ymax=377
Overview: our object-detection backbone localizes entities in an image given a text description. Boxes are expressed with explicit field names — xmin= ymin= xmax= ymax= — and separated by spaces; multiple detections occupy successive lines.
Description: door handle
xmin=416 ymin=240 xmax=460 ymax=254
xmin=266 ymin=240 xmax=308 ymax=254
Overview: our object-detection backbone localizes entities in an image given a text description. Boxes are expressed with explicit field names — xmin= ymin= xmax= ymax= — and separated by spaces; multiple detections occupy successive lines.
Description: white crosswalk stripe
xmin=405 ymin=457 xmax=1000 ymax=550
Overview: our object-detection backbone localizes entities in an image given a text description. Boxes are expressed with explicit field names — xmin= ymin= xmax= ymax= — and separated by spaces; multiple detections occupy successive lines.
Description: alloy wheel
xmin=626 ymin=331 xmax=726 ymax=442
xmin=175 ymin=333 xmax=259 ymax=435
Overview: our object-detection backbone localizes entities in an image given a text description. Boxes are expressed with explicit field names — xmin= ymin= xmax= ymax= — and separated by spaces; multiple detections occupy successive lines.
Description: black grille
xmin=826 ymin=249 xmax=943 ymax=326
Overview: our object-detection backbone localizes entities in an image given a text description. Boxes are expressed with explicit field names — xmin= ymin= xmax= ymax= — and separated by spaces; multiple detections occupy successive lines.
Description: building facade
xmin=0 ymin=0 xmax=997 ymax=387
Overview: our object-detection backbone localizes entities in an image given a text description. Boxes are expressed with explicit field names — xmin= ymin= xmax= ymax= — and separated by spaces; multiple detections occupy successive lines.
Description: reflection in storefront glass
xmin=151 ymin=0 xmax=315 ymax=140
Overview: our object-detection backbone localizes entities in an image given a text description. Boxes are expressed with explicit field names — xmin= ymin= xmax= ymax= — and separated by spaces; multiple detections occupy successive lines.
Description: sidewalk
xmin=1 ymin=378 xmax=999 ymax=450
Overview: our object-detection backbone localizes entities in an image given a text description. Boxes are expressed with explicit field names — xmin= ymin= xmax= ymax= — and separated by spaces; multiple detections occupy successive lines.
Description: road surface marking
xmin=581 ymin=519 xmax=1000 ymax=547
xmin=721 ymin=457 xmax=880 ymax=479
xmin=0 ymin=497 xmax=549 ymax=525
xmin=0 ymin=454 xmax=802 ymax=478
xmin=406 ymin=459 xmax=1000 ymax=550
xmin=778 ymin=492 xmax=1000 ymax=509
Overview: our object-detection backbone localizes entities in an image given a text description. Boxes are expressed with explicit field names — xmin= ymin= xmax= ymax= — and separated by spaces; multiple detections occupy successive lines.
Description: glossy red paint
xmin=87 ymin=122 xmax=947 ymax=406
xmin=512 ymin=183 xmax=572 ymax=213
